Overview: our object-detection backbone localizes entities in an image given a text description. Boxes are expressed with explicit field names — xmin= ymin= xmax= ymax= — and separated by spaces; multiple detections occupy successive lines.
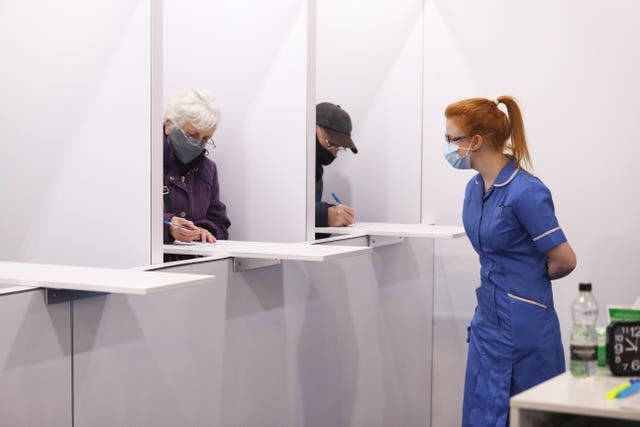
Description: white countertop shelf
xmin=0 ymin=285 xmax=37 ymax=295
xmin=164 ymin=240 xmax=372 ymax=261
xmin=315 ymin=222 xmax=466 ymax=239
xmin=510 ymin=372 xmax=640 ymax=422
xmin=0 ymin=261 xmax=215 ymax=295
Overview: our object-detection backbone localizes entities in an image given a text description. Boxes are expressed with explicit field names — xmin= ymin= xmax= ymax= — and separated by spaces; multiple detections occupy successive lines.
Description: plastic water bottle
xmin=570 ymin=282 xmax=599 ymax=377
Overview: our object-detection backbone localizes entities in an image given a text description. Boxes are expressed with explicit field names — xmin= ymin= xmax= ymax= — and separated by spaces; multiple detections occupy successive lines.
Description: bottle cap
xmin=579 ymin=282 xmax=592 ymax=292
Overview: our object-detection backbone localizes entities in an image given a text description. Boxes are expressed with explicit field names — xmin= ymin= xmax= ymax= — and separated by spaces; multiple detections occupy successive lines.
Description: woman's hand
xmin=546 ymin=242 xmax=577 ymax=280
xmin=168 ymin=217 xmax=201 ymax=242
xmin=197 ymin=227 xmax=216 ymax=243
xmin=328 ymin=204 xmax=355 ymax=227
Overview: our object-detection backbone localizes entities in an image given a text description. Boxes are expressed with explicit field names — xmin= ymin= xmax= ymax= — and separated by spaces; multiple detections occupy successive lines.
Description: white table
xmin=0 ymin=261 xmax=214 ymax=295
xmin=510 ymin=371 xmax=640 ymax=426
xmin=164 ymin=240 xmax=372 ymax=262
xmin=315 ymin=222 xmax=466 ymax=239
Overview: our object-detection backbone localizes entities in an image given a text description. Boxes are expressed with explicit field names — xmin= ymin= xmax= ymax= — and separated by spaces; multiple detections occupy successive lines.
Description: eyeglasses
xmin=445 ymin=132 xmax=496 ymax=144
xmin=181 ymin=128 xmax=216 ymax=149
xmin=325 ymin=140 xmax=347 ymax=152
xmin=444 ymin=134 xmax=469 ymax=144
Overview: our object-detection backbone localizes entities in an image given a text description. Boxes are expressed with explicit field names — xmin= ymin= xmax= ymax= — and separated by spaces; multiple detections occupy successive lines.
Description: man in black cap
xmin=315 ymin=102 xmax=358 ymax=231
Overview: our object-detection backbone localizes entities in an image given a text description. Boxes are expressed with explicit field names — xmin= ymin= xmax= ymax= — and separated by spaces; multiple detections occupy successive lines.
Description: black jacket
xmin=315 ymin=162 xmax=331 ymax=227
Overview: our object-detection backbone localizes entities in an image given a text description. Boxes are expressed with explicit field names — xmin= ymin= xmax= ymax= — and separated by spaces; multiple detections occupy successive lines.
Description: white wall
xmin=0 ymin=0 xmax=153 ymax=268
xmin=73 ymin=239 xmax=435 ymax=426
xmin=0 ymin=291 xmax=71 ymax=426
xmin=422 ymin=1 xmax=640 ymax=425
xmin=164 ymin=0 xmax=311 ymax=243
xmin=316 ymin=0 xmax=424 ymax=224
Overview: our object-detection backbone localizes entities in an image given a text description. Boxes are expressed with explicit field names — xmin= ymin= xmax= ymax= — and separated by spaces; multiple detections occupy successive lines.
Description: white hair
xmin=164 ymin=87 xmax=221 ymax=131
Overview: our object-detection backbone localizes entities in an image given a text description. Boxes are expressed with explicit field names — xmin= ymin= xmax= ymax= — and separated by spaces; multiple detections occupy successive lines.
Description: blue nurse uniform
xmin=461 ymin=160 xmax=567 ymax=427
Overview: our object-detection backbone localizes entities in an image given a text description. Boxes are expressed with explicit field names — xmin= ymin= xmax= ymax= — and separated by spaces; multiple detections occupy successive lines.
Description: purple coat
xmin=163 ymin=136 xmax=231 ymax=242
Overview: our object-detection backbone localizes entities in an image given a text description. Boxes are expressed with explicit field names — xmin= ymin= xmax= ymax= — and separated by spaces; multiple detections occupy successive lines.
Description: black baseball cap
xmin=316 ymin=102 xmax=358 ymax=153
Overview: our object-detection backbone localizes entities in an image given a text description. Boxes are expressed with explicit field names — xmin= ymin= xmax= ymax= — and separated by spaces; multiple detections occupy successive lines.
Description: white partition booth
xmin=0 ymin=1 xmax=159 ymax=425
xmin=0 ymin=1 xmax=461 ymax=426
xmin=3 ymin=0 xmax=640 ymax=426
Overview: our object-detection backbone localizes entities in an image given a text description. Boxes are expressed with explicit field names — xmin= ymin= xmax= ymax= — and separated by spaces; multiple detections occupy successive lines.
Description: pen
xmin=331 ymin=192 xmax=356 ymax=226
xmin=616 ymin=380 xmax=640 ymax=398
xmin=607 ymin=381 xmax=632 ymax=400
xmin=163 ymin=220 xmax=195 ymax=231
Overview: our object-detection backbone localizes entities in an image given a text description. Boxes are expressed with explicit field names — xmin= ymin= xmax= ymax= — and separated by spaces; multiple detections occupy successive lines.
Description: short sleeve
xmin=514 ymin=180 xmax=567 ymax=253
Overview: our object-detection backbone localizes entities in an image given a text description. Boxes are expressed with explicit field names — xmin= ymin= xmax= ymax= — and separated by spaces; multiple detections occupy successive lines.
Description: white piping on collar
xmin=494 ymin=168 xmax=519 ymax=188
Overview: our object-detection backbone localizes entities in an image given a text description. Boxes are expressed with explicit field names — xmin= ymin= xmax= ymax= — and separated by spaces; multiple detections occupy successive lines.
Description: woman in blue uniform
xmin=443 ymin=96 xmax=577 ymax=427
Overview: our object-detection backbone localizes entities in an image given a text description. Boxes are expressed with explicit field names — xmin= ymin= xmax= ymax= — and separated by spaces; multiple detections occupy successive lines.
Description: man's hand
xmin=328 ymin=204 xmax=355 ymax=227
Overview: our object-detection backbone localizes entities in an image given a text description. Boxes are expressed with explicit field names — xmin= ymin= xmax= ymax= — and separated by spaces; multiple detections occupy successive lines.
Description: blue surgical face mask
xmin=443 ymin=142 xmax=473 ymax=169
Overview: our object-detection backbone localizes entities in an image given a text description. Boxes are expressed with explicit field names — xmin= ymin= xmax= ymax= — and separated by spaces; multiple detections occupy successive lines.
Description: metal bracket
xmin=232 ymin=258 xmax=281 ymax=273
xmin=367 ymin=235 xmax=404 ymax=248
xmin=44 ymin=288 xmax=109 ymax=305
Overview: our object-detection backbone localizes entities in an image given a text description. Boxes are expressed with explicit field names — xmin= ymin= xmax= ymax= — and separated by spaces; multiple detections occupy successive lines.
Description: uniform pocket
xmin=508 ymin=292 xmax=563 ymax=394
xmin=507 ymin=292 xmax=547 ymax=309
xmin=509 ymin=290 xmax=551 ymax=360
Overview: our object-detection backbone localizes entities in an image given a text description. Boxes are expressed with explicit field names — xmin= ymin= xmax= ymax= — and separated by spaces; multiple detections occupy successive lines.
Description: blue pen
xmin=163 ymin=220 xmax=194 ymax=231
xmin=616 ymin=379 xmax=640 ymax=398
xmin=331 ymin=192 xmax=356 ymax=226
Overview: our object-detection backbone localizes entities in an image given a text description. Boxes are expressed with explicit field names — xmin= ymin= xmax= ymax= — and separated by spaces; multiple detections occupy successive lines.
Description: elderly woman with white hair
xmin=163 ymin=87 xmax=230 ymax=244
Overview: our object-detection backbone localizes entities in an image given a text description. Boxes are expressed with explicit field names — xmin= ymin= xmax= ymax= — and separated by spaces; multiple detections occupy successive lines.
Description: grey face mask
xmin=169 ymin=127 xmax=204 ymax=163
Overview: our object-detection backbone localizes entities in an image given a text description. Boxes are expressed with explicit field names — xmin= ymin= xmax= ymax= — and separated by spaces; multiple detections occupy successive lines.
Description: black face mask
xmin=316 ymin=139 xmax=336 ymax=166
